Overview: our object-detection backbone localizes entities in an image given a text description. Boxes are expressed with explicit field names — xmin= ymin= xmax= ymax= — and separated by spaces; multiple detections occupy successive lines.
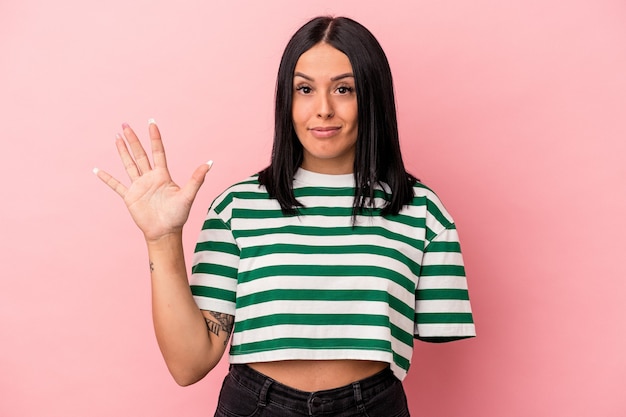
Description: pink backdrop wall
xmin=2 ymin=1 xmax=625 ymax=416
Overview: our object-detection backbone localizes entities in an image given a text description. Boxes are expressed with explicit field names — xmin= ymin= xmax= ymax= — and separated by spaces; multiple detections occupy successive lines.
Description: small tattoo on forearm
xmin=204 ymin=311 xmax=234 ymax=345
xmin=149 ymin=261 xmax=154 ymax=272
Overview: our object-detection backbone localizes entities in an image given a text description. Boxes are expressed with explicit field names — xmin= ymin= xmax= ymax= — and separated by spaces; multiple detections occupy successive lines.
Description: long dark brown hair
xmin=258 ymin=16 xmax=417 ymax=216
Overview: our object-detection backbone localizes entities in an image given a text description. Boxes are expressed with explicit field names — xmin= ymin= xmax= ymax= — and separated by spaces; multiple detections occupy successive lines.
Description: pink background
xmin=1 ymin=1 xmax=625 ymax=416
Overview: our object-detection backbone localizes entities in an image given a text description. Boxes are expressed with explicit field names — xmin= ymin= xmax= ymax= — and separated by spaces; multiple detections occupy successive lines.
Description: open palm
xmin=95 ymin=121 xmax=211 ymax=242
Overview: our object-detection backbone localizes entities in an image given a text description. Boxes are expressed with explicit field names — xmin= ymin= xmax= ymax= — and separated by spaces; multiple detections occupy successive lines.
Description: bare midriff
xmin=247 ymin=360 xmax=389 ymax=391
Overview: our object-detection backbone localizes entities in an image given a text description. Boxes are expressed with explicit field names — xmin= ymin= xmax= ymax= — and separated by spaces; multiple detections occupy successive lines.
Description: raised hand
xmin=94 ymin=120 xmax=212 ymax=242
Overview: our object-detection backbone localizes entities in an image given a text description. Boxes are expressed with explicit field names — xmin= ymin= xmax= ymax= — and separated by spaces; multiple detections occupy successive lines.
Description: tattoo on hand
xmin=149 ymin=261 xmax=154 ymax=272
xmin=205 ymin=311 xmax=234 ymax=346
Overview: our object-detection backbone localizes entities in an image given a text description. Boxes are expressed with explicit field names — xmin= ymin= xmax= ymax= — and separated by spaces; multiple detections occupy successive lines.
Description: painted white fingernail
xmin=207 ymin=160 xmax=214 ymax=169
xmin=148 ymin=118 xmax=156 ymax=125
xmin=93 ymin=167 xmax=99 ymax=174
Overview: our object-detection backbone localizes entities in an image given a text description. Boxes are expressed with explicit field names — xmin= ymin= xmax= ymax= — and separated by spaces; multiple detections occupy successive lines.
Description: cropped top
xmin=189 ymin=168 xmax=475 ymax=380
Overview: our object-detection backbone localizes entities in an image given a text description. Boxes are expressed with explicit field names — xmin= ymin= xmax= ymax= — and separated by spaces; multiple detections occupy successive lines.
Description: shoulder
xmin=217 ymin=173 xmax=263 ymax=196
xmin=411 ymin=181 xmax=438 ymax=198
xmin=404 ymin=182 xmax=456 ymax=230
xmin=209 ymin=173 xmax=268 ymax=214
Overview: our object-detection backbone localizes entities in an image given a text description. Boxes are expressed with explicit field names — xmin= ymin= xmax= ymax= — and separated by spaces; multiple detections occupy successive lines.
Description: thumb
xmin=181 ymin=160 xmax=213 ymax=202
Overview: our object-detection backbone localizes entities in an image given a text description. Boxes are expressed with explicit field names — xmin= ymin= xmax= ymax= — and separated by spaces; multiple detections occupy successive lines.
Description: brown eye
xmin=296 ymin=85 xmax=312 ymax=94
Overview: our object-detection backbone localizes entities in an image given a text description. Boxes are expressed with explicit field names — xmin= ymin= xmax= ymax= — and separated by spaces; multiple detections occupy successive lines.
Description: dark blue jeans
xmin=214 ymin=364 xmax=410 ymax=417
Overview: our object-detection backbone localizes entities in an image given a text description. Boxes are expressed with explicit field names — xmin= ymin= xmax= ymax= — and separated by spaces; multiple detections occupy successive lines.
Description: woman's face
xmin=292 ymin=42 xmax=358 ymax=174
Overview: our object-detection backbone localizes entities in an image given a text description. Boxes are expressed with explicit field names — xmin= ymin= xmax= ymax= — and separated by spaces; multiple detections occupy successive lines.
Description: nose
xmin=316 ymin=94 xmax=334 ymax=119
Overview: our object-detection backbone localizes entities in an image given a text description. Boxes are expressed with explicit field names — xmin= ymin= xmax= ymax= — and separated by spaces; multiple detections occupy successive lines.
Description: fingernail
xmin=207 ymin=160 xmax=214 ymax=169
xmin=115 ymin=133 xmax=122 ymax=140
xmin=148 ymin=118 xmax=156 ymax=125
xmin=92 ymin=167 xmax=99 ymax=174
xmin=122 ymin=122 xmax=130 ymax=130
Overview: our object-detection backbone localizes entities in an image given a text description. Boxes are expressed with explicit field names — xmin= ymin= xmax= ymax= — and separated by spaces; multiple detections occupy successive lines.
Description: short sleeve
xmin=414 ymin=225 xmax=476 ymax=342
xmin=189 ymin=201 xmax=240 ymax=316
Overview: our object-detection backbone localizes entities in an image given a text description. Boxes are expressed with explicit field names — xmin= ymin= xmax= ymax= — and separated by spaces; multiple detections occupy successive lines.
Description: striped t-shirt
xmin=190 ymin=168 xmax=475 ymax=380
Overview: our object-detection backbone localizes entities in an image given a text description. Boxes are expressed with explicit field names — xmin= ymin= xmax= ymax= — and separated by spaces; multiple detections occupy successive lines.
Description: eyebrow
xmin=294 ymin=72 xmax=355 ymax=82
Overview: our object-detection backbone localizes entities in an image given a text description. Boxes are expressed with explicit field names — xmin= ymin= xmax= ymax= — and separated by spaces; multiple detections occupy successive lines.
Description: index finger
xmin=148 ymin=118 xmax=168 ymax=169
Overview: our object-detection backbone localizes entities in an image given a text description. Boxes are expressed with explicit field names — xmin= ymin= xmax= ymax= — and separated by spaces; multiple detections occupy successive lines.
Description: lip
xmin=309 ymin=126 xmax=341 ymax=138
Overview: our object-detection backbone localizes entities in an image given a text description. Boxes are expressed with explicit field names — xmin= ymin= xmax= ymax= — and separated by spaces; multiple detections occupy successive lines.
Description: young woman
xmin=95 ymin=16 xmax=475 ymax=417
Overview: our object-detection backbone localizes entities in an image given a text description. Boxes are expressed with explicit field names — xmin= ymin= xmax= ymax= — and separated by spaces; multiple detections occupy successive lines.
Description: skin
xmin=248 ymin=42 xmax=387 ymax=389
xmin=292 ymin=42 xmax=359 ymax=175
xmin=95 ymin=123 xmax=228 ymax=386
xmin=94 ymin=42 xmax=386 ymax=391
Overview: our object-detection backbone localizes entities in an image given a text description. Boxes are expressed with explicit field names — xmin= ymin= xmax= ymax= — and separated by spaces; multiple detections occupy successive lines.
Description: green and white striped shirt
xmin=190 ymin=168 xmax=475 ymax=380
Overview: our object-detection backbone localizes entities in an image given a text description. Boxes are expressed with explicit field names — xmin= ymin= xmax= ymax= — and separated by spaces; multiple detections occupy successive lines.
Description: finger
xmin=115 ymin=134 xmax=141 ymax=181
xmin=93 ymin=167 xmax=128 ymax=198
xmin=181 ymin=161 xmax=213 ymax=202
xmin=148 ymin=119 xmax=168 ymax=169
xmin=122 ymin=123 xmax=152 ymax=174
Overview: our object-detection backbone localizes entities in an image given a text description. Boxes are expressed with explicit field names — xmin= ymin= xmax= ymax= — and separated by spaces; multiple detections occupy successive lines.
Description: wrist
xmin=145 ymin=231 xmax=187 ymax=277
xmin=144 ymin=229 xmax=183 ymax=247
xmin=145 ymin=230 xmax=184 ymax=248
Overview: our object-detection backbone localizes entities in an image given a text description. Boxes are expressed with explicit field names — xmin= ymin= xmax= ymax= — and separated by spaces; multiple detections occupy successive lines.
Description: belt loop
xmin=352 ymin=381 xmax=365 ymax=412
xmin=258 ymin=378 xmax=273 ymax=408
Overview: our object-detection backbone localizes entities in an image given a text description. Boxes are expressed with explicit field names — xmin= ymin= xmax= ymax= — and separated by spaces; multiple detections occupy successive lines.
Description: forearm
xmin=147 ymin=232 xmax=224 ymax=385
xmin=95 ymin=121 xmax=220 ymax=384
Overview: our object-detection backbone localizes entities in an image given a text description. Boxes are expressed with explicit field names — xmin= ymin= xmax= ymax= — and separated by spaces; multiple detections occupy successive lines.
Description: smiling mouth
xmin=309 ymin=126 xmax=341 ymax=138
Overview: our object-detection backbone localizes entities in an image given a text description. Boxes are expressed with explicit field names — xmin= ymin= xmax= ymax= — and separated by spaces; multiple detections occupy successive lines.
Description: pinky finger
xmin=93 ymin=167 xmax=128 ymax=198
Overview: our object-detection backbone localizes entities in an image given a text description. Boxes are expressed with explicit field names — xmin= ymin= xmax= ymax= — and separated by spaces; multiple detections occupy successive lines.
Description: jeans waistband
xmin=228 ymin=364 xmax=397 ymax=415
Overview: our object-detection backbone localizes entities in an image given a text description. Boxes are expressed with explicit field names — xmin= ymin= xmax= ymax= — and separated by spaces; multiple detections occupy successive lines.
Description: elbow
xmin=171 ymin=368 xmax=207 ymax=387
xmin=173 ymin=374 xmax=201 ymax=387
xmin=168 ymin=360 xmax=217 ymax=387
